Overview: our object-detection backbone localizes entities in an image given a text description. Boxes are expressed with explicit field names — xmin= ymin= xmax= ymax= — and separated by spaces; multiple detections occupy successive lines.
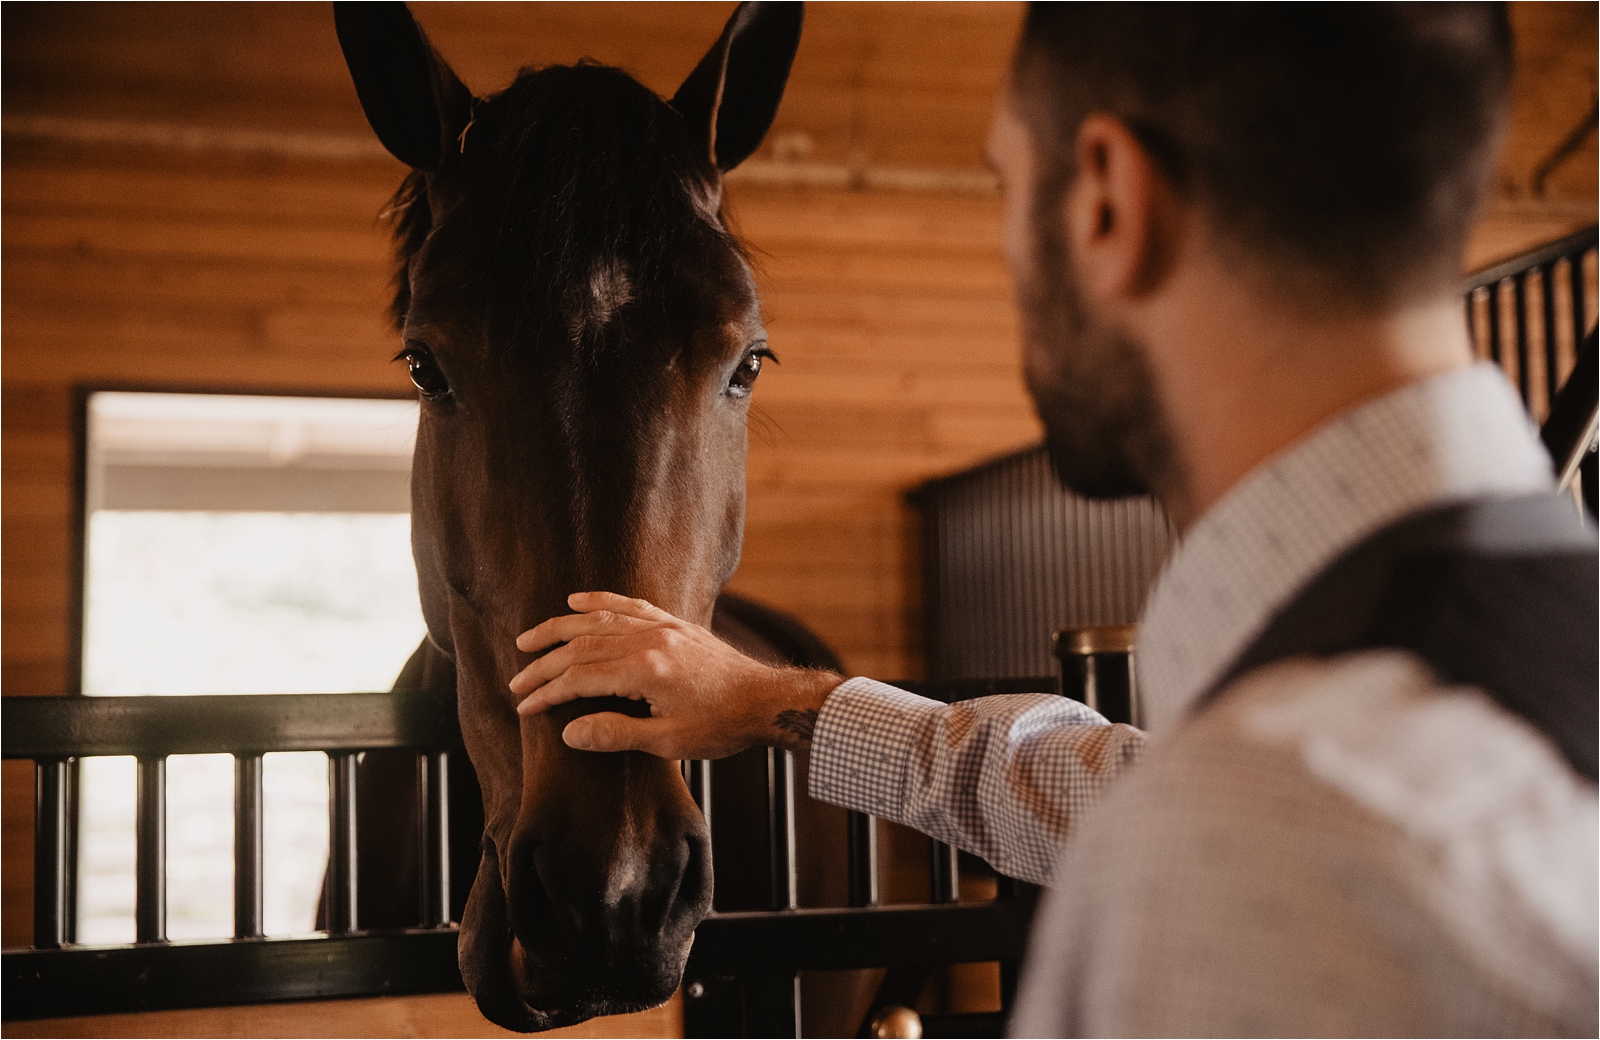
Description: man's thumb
xmin=562 ymin=712 xmax=647 ymax=752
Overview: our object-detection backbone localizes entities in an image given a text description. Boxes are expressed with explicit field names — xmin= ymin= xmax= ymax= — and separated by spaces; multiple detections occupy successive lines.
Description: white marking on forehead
xmin=589 ymin=260 xmax=633 ymax=323
xmin=570 ymin=258 xmax=635 ymax=343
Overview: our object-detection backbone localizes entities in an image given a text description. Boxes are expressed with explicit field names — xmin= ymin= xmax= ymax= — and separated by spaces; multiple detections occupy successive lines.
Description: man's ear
xmin=1069 ymin=114 xmax=1172 ymax=301
xmin=671 ymin=2 xmax=804 ymax=173
xmin=334 ymin=1 xmax=474 ymax=172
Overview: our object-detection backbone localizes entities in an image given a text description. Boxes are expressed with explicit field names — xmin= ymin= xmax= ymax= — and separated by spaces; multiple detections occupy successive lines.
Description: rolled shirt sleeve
xmin=808 ymin=677 xmax=1146 ymax=884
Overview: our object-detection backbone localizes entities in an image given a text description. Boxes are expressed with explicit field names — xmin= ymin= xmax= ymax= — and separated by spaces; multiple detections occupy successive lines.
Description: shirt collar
xmin=1137 ymin=363 xmax=1556 ymax=734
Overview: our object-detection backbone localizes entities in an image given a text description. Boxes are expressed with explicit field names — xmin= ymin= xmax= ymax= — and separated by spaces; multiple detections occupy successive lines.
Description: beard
xmin=1016 ymin=191 xmax=1178 ymax=501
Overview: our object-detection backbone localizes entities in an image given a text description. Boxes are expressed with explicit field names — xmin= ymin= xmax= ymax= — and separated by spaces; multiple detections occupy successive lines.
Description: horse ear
xmin=671 ymin=2 xmax=804 ymax=173
xmin=334 ymin=1 xmax=473 ymax=172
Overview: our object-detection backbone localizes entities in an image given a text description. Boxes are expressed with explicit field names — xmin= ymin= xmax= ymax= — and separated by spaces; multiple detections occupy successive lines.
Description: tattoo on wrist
xmin=773 ymin=708 xmax=819 ymax=747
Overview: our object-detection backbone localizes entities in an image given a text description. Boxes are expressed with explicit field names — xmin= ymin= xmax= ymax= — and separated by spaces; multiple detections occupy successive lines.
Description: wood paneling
xmin=2 ymin=3 xmax=1595 ymax=1033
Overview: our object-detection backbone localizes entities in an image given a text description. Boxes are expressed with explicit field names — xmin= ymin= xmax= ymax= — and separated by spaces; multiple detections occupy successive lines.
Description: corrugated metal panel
xmin=912 ymin=447 xmax=1172 ymax=680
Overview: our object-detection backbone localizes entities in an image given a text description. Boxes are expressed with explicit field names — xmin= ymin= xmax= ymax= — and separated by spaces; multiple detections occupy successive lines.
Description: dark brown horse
xmin=334 ymin=2 xmax=810 ymax=1030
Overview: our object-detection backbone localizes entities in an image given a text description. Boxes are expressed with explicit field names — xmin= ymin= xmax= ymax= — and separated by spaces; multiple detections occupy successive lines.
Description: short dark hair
xmin=1013 ymin=3 xmax=1514 ymax=308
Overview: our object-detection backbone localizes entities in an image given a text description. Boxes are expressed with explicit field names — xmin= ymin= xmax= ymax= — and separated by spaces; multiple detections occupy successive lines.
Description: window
xmin=77 ymin=391 xmax=425 ymax=942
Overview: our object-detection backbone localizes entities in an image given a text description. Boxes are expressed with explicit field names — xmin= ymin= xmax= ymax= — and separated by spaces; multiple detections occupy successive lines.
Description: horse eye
xmin=727 ymin=347 xmax=774 ymax=398
xmin=395 ymin=344 xmax=451 ymax=399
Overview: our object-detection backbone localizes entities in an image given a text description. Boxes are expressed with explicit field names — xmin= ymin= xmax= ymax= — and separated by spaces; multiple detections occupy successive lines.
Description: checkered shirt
xmin=810 ymin=681 xmax=1143 ymax=882
xmin=809 ymin=364 xmax=1598 ymax=1035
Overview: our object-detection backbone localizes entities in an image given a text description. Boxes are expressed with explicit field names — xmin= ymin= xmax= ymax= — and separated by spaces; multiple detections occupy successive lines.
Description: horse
xmin=332 ymin=2 xmax=829 ymax=1031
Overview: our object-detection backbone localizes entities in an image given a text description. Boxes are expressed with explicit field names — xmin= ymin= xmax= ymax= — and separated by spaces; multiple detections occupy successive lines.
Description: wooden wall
xmin=3 ymin=3 xmax=1595 ymax=1035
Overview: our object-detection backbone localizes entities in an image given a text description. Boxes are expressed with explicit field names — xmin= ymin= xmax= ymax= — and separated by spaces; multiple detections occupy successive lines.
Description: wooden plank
xmin=0 ymin=577 xmax=69 ymax=613
xmin=0 ymin=621 xmax=70 ymax=659
xmin=1 ymin=760 xmax=35 ymax=948
xmin=0 ymin=525 xmax=72 ymax=564
xmin=3 ymin=213 xmax=390 ymax=267
xmin=2 ymin=251 xmax=393 ymax=311
xmin=0 ymin=485 xmax=73 ymax=523
xmin=1 ymin=161 xmax=401 ymax=224
xmin=0 ymin=662 xmax=70 ymax=699
xmin=5 ymin=991 xmax=679 ymax=1040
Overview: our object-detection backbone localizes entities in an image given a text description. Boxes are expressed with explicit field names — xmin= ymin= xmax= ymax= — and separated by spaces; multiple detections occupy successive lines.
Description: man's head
xmin=992 ymin=3 xmax=1514 ymax=503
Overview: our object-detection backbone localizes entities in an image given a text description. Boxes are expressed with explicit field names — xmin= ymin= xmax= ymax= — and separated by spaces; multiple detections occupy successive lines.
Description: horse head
xmin=334 ymin=3 xmax=802 ymax=1028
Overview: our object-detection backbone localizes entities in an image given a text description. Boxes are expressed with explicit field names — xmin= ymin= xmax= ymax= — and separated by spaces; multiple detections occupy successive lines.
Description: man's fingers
xmin=568 ymin=591 xmax=678 ymax=623
xmin=510 ymin=628 xmax=655 ymax=696
xmin=515 ymin=606 xmax=648 ymax=653
xmin=563 ymin=711 xmax=662 ymax=754
xmin=515 ymin=657 xmax=649 ymax=716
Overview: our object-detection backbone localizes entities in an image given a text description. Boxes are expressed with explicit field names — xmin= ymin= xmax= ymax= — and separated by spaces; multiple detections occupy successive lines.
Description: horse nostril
xmin=507 ymin=837 xmax=586 ymax=946
xmin=673 ymin=829 xmax=713 ymax=924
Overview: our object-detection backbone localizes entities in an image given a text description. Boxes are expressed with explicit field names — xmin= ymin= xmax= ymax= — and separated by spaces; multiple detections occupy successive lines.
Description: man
xmin=511 ymin=5 xmax=1598 ymax=1035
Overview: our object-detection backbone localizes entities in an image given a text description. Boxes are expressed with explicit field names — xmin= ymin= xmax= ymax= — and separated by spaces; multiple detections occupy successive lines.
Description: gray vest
xmin=1201 ymin=494 xmax=1598 ymax=781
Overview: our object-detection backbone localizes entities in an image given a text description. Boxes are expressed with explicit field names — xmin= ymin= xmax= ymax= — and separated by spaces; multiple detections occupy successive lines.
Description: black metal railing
xmin=1464 ymin=225 xmax=1598 ymax=426
xmin=3 ymin=690 xmax=464 ymax=1020
xmin=4 ymin=674 xmax=1097 ymax=1034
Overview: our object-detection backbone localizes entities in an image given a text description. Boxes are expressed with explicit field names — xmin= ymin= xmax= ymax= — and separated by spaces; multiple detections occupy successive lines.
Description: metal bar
xmin=781 ymin=752 xmax=797 ymax=912
xmin=846 ymin=810 xmax=878 ymax=908
xmin=2 ymin=690 xmax=463 ymax=760
xmin=326 ymin=752 xmax=359 ymax=934
xmin=1470 ymin=288 xmax=1493 ymax=361
xmin=1514 ymin=272 xmax=1532 ymax=402
xmin=418 ymin=751 xmax=451 ymax=928
xmin=741 ymin=971 xmax=801 ymax=1038
xmin=1462 ymin=225 xmax=1598 ymax=293
xmin=929 ymin=839 xmax=961 ymax=903
xmin=63 ymin=759 xmax=80 ymax=945
xmin=687 ymin=900 xmax=1036 ymax=974
xmin=3 ymin=930 xmax=464 ymax=1021
xmin=1487 ymin=278 xmax=1503 ymax=364
xmin=1553 ymin=258 xmax=1578 ymax=385
xmin=31 ymin=759 xmax=69 ymax=949
xmin=234 ymin=754 xmax=264 ymax=939
xmin=686 ymin=759 xmax=712 ymax=828
xmin=1128 ymin=649 xmax=1142 ymax=730
xmin=999 ymin=960 xmax=1022 ymax=1014
xmin=1573 ymin=248 xmax=1592 ymax=341
xmin=1542 ymin=262 xmax=1563 ymax=406
xmin=135 ymin=756 xmax=166 ymax=944
xmin=766 ymin=748 xmax=797 ymax=911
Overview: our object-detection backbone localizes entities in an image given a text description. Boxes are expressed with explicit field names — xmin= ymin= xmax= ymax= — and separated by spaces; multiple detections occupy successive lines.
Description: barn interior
xmin=2 ymin=3 xmax=1595 ymax=1037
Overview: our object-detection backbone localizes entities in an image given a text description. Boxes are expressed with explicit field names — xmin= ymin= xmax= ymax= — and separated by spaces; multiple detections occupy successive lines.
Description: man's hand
xmin=510 ymin=592 xmax=841 ymax=758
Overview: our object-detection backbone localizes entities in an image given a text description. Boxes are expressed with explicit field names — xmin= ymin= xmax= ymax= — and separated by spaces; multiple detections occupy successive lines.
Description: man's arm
xmin=512 ymin=592 xmax=1144 ymax=882
xmin=812 ymin=678 xmax=1144 ymax=881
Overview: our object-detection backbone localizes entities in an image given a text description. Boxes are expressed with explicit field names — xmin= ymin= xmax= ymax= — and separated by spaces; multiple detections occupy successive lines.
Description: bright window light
xmin=77 ymin=392 xmax=425 ymax=941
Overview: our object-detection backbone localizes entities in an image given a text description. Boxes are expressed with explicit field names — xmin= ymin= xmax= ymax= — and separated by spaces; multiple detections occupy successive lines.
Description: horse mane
xmin=381 ymin=61 xmax=746 ymax=352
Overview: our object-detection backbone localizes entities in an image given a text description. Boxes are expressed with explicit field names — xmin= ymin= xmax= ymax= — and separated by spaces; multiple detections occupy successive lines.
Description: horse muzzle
xmin=459 ymin=796 xmax=712 ymax=1031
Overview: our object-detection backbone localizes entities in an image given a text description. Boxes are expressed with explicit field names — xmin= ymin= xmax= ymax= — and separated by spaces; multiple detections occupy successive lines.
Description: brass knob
xmin=871 ymin=1004 xmax=923 ymax=1039
xmin=1054 ymin=623 xmax=1137 ymax=656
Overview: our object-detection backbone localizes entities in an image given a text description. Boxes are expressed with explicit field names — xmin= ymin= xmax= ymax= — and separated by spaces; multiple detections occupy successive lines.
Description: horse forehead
xmin=566 ymin=257 xmax=635 ymax=342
